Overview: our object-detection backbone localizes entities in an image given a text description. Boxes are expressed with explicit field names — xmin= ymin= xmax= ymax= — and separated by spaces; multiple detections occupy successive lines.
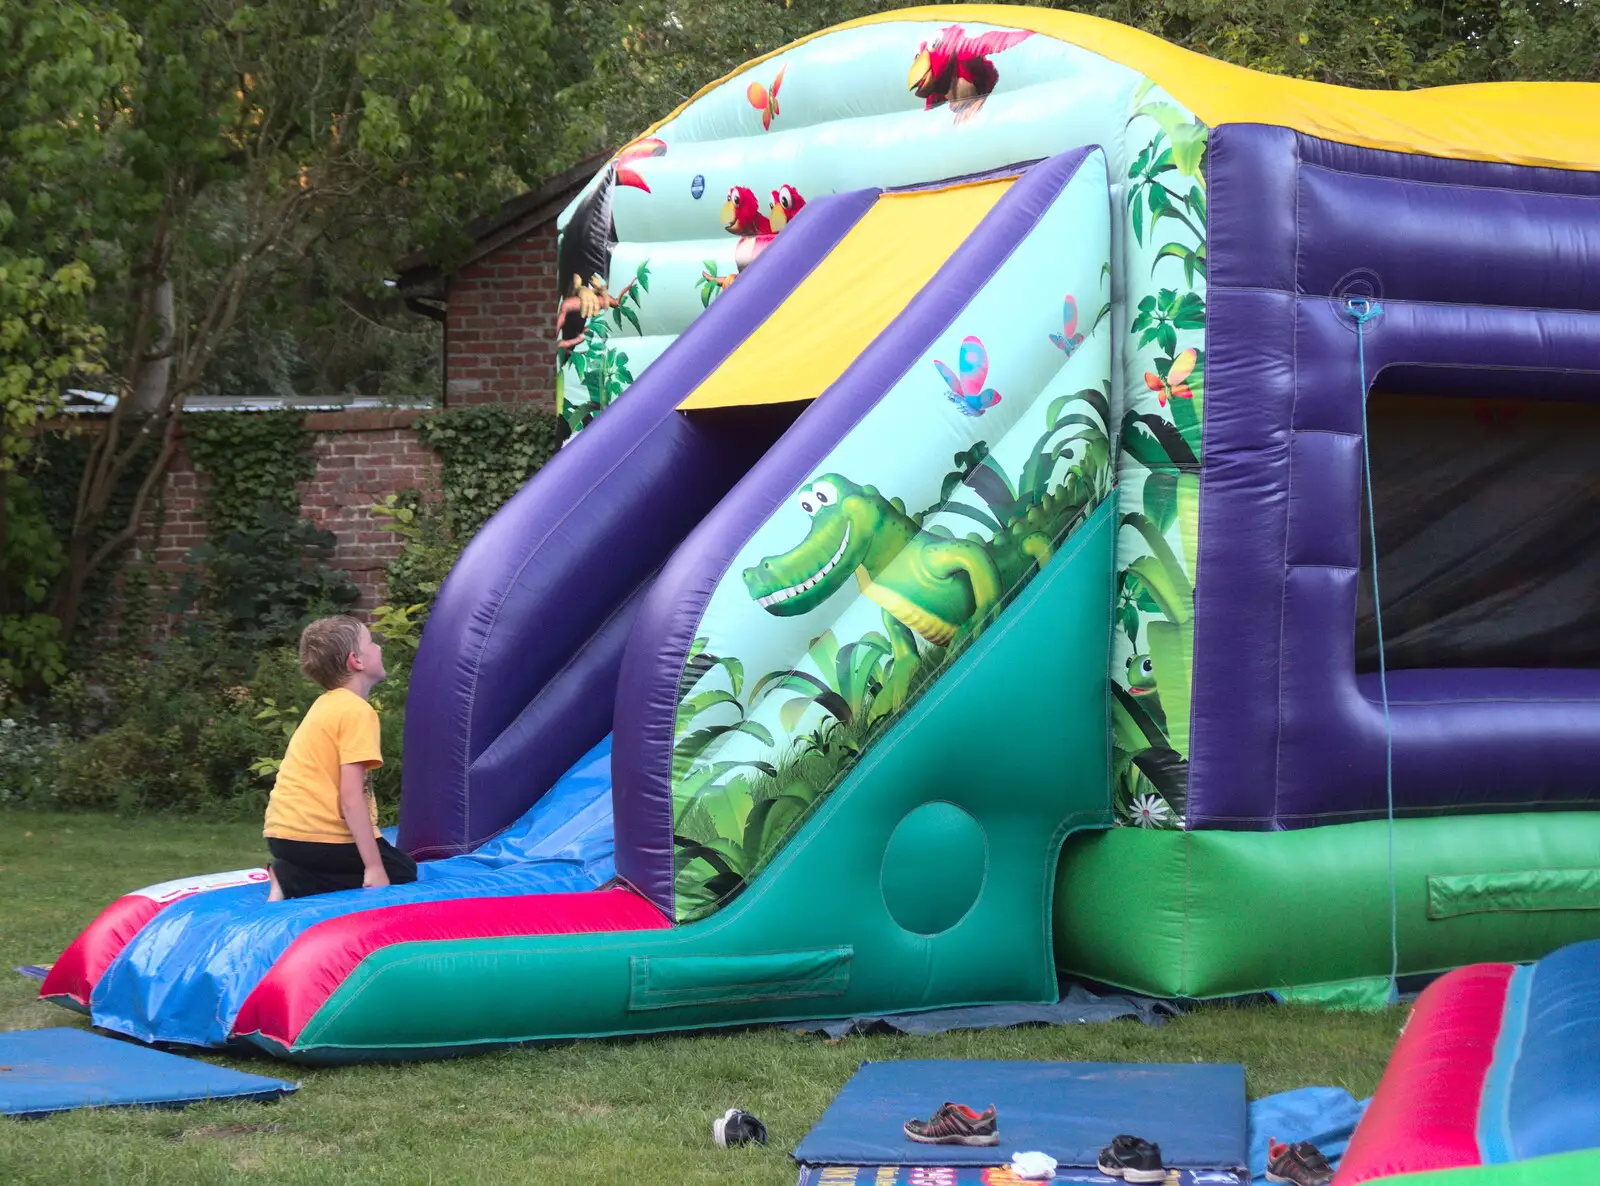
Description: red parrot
xmin=908 ymin=26 xmax=1033 ymax=119
xmin=767 ymin=184 xmax=806 ymax=231
xmin=721 ymin=185 xmax=771 ymax=236
xmin=613 ymin=137 xmax=666 ymax=193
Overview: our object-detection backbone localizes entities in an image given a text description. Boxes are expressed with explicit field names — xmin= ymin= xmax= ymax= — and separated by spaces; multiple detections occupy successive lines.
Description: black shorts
xmin=267 ymin=836 xmax=418 ymax=899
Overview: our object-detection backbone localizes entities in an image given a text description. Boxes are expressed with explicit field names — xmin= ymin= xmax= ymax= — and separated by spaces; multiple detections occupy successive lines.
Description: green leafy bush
xmin=44 ymin=637 xmax=320 ymax=814
xmin=415 ymin=405 xmax=567 ymax=537
xmin=1 ymin=473 xmax=70 ymax=695
xmin=0 ymin=715 xmax=68 ymax=807
xmin=169 ymin=504 xmax=360 ymax=650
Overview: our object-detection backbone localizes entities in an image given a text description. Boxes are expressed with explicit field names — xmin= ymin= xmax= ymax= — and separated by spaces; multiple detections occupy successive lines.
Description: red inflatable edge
xmin=39 ymin=867 xmax=272 ymax=1009
xmin=39 ymin=895 xmax=164 ymax=1008
xmin=1332 ymin=963 xmax=1514 ymax=1185
xmin=232 ymin=886 xmax=671 ymax=1048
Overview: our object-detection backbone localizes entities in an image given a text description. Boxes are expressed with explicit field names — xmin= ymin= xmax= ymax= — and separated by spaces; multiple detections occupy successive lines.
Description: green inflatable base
xmin=1370 ymin=1149 xmax=1600 ymax=1184
xmin=259 ymin=503 xmax=1115 ymax=1061
xmin=1053 ymin=811 xmax=1600 ymax=998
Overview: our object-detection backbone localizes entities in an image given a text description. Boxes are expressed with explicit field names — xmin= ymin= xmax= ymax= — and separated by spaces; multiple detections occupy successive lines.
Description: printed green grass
xmin=0 ymin=812 xmax=1403 ymax=1185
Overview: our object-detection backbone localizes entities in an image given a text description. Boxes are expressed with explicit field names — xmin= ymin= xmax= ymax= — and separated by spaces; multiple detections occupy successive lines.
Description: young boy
xmin=264 ymin=616 xmax=418 ymax=901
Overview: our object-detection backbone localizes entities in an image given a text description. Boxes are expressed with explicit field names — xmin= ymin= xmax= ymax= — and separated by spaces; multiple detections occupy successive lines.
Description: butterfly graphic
xmin=1050 ymin=295 xmax=1085 ymax=357
xmin=747 ymin=66 xmax=786 ymax=131
xmin=1144 ymin=347 xmax=1198 ymax=406
xmin=935 ymin=336 xmax=1001 ymax=417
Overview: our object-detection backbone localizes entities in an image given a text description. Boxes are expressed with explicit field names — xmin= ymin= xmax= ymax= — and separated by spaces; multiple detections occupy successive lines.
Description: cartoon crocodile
xmin=742 ymin=472 xmax=1080 ymax=707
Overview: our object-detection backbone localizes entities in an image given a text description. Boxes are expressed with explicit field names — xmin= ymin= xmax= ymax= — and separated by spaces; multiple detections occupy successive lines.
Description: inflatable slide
xmin=43 ymin=5 xmax=1600 ymax=1062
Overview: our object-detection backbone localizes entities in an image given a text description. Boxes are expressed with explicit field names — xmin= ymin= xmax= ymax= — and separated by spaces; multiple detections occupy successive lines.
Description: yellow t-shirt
xmin=263 ymin=687 xmax=383 ymax=843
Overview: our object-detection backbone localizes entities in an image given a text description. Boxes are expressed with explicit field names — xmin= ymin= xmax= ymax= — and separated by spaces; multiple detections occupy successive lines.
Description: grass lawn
xmin=1 ymin=811 xmax=1404 ymax=1185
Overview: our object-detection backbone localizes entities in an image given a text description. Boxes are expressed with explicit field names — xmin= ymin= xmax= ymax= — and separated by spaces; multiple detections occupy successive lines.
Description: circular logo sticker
xmin=691 ymin=174 xmax=705 ymax=200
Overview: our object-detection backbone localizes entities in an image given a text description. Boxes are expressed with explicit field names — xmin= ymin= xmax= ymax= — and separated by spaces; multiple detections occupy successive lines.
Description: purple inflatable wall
xmin=1189 ymin=126 xmax=1600 ymax=830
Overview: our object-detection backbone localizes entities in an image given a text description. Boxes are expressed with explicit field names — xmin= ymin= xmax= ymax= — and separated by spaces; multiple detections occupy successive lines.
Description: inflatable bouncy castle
xmin=43 ymin=6 xmax=1600 ymax=1061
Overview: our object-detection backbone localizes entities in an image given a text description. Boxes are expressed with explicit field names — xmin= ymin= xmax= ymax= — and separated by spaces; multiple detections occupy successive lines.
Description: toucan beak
xmin=615 ymin=166 xmax=651 ymax=193
xmin=768 ymin=200 xmax=788 ymax=231
xmin=721 ymin=199 xmax=738 ymax=231
xmin=908 ymin=50 xmax=932 ymax=94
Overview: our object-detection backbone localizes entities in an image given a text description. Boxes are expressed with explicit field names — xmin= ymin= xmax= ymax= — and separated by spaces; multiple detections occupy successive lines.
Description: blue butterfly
xmin=1050 ymin=295 xmax=1085 ymax=357
xmin=934 ymin=335 xmax=1001 ymax=417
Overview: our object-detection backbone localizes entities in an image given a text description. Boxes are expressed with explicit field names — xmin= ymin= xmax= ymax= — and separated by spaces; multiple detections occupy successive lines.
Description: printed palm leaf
xmin=1129 ymin=83 xmax=1209 ymax=187
xmin=673 ymin=773 xmax=828 ymax=917
xmin=1016 ymin=384 xmax=1112 ymax=505
xmin=697 ymin=260 xmax=724 ymax=308
xmin=1121 ymin=410 xmax=1199 ymax=474
xmin=922 ymin=442 xmax=1010 ymax=530
xmin=749 ymin=629 xmax=892 ymax=731
xmin=674 ymin=638 xmax=774 ymax=776
xmin=1111 ymin=683 xmax=1187 ymax=810
xmin=1118 ymin=510 xmax=1196 ymax=765
xmin=1154 ymin=238 xmax=1207 ymax=285
xmin=680 ymin=636 xmax=743 ymax=701
xmin=1145 ymin=618 xmax=1194 ymax=759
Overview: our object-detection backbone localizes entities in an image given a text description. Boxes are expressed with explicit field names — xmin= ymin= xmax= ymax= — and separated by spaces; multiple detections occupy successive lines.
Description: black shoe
xmin=1098 ymin=1133 xmax=1166 ymax=1183
xmin=1266 ymin=1138 xmax=1333 ymax=1185
xmin=712 ymin=1108 xmax=768 ymax=1147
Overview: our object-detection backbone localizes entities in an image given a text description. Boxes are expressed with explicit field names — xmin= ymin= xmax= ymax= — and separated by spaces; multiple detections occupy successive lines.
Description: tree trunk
xmin=128 ymin=278 xmax=174 ymax=413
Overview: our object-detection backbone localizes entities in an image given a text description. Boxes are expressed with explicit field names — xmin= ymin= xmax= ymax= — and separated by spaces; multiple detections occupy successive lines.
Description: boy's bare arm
xmin=338 ymin=763 xmax=388 ymax=887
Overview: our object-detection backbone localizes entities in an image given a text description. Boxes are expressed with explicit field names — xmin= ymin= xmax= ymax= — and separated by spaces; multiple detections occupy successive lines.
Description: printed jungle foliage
xmin=1112 ymin=85 xmax=1208 ymax=831
xmin=697 ymin=261 xmax=728 ymax=308
xmin=673 ymin=637 xmax=775 ymax=779
xmin=671 ymin=367 xmax=1115 ymax=919
xmin=556 ymin=262 xmax=651 ymax=435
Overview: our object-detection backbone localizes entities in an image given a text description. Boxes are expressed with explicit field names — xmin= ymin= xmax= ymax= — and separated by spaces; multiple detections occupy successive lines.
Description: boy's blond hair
xmin=299 ymin=616 xmax=364 ymax=690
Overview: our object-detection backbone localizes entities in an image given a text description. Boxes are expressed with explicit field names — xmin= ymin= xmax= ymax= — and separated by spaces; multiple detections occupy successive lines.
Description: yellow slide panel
xmin=678 ymin=176 xmax=1014 ymax=411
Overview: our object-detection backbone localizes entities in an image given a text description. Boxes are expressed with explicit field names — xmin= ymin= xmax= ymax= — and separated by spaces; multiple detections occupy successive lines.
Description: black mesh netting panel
xmin=1356 ymin=388 xmax=1600 ymax=672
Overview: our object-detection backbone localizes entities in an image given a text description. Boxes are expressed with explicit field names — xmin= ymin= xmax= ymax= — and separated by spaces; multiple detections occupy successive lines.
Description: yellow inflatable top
xmin=645 ymin=4 xmax=1600 ymax=173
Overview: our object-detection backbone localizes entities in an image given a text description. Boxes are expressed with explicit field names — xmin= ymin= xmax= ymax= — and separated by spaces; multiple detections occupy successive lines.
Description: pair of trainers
xmin=1097 ymin=1134 xmax=1166 ymax=1183
xmin=903 ymin=1101 xmax=999 ymax=1146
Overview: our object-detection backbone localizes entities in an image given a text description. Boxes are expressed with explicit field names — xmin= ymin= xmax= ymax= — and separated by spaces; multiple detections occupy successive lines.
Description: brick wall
xmin=131 ymin=409 xmax=441 ymax=613
xmin=445 ymin=223 xmax=561 ymax=407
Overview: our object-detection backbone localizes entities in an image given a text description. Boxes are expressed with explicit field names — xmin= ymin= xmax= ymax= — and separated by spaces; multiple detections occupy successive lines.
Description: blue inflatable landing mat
xmin=793 ymin=1059 xmax=1248 ymax=1170
xmin=0 ymin=1028 xmax=297 ymax=1118
xmin=797 ymin=1169 xmax=1246 ymax=1184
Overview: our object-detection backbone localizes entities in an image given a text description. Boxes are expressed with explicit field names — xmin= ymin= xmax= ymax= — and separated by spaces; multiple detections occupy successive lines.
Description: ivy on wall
xmin=414 ymin=404 xmax=568 ymax=538
xmin=176 ymin=411 xmax=356 ymax=647
xmin=183 ymin=411 xmax=316 ymax=540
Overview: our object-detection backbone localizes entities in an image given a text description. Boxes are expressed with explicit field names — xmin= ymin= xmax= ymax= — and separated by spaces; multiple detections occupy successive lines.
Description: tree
xmin=0 ymin=2 xmax=135 ymax=686
xmin=35 ymin=0 xmax=590 ymax=641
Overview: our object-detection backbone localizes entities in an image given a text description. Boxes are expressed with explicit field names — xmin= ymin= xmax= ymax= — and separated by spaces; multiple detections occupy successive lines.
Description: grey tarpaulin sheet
xmin=788 ymin=982 xmax=1185 ymax=1039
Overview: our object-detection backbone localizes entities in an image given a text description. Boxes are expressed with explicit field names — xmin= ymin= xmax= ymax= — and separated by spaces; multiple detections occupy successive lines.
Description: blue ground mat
xmin=797 ymin=1170 xmax=1246 ymax=1184
xmin=1246 ymin=1087 xmax=1368 ymax=1185
xmin=0 ymin=1028 xmax=298 ymax=1118
xmin=793 ymin=1059 xmax=1248 ymax=1171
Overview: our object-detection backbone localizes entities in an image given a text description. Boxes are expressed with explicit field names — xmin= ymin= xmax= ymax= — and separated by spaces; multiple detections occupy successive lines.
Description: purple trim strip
xmin=398 ymin=188 xmax=880 ymax=859
xmin=611 ymin=146 xmax=1100 ymax=913
xmin=1190 ymin=124 xmax=1600 ymax=830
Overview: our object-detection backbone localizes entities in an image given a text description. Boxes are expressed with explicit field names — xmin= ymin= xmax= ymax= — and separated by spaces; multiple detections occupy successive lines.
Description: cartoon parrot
xmin=908 ymin=25 xmax=1033 ymax=120
xmin=767 ymin=184 xmax=806 ymax=231
xmin=722 ymin=185 xmax=772 ymax=237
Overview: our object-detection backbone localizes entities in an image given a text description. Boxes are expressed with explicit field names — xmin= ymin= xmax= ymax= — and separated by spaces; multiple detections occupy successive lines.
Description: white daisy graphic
xmin=1128 ymin=793 xmax=1170 ymax=828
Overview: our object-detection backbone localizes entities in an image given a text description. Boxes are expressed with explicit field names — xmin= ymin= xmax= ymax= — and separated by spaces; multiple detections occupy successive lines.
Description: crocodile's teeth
xmin=757 ymin=526 xmax=850 ymax=607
